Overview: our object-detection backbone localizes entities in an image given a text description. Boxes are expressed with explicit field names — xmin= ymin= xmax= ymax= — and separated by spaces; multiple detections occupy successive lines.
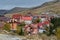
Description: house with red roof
xmin=12 ymin=14 xmax=33 ymax=24
xmin=12 ymin=14 xmax=22 ymax=22
xmin=38 ymin=13 xmax=50 ymax=33
xmin=22 ymin=16 xmax=33 ymax=24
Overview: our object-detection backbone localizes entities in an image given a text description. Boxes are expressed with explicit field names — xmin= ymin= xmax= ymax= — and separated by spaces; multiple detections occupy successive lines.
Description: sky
xmin=0 ymin=0 xmax=53 ymax=10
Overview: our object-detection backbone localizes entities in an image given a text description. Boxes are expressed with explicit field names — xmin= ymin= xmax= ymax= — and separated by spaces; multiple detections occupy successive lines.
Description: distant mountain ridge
xmin=0 ymin=7 xmax=30 ymax=15
xmin=6 ymin=7 xmax=30 ymax=14
xmin=0 ymin=10 xmax=8 ymax=15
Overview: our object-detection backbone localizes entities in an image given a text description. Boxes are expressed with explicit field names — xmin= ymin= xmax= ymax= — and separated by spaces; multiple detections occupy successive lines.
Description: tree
xmin=19 ymin=26 xmax=24 ymax=35
xmin=49 ymin=17 xmax=60 ymax=35
xmin=18 ymin=22 xmax=25 ymax=35
xmin=32 ymin=18 xmax=40 ymax=23
xmin=51 ymin=18 xmax=60 ymax=27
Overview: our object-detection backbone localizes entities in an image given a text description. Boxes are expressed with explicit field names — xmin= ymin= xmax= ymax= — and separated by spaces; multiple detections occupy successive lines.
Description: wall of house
xmin=24 ymin=20 xmax=32 ymax=24
xmin=10 ymin=23 xmax=17 ymax=30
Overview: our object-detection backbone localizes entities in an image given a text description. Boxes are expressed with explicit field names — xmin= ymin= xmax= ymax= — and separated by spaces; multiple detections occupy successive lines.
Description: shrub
xmin=47 ymin=17 xmax=60 ymax=36
xmin=18 ymin=22 xmax=25 ymax=26
xmin=56 ymin=27 xmax=60 ymax=39
xmin=3 ymin=23 xmax=10 ymax=32
xmin=18 ymin=26 xmax=24 ymax=35
xmin=32 ymin=18 xmax=40 ymax=23
xmin=16 ymin=22 xmax=25 ymax=35
xmin=51 ymin=18 xmax=60 ymax=27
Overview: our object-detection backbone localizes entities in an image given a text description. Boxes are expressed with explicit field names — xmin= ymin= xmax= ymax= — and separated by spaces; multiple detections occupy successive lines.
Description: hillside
xmin=4 ymin=7 xmax=30 ymax=17
xmin=31 ymin=2 xmax=60 ymax=14
xmin=6 ymin=7 xmax=30 ymax=14
xmin=28 ymin=0 xmax=60 ymax=14
xmin=5 ymin=0 xmax=60 ymax=18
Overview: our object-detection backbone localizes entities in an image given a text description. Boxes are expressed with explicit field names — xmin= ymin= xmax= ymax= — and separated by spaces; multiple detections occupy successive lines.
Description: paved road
xmin=0 ymin=34 xmax=22 ymax=40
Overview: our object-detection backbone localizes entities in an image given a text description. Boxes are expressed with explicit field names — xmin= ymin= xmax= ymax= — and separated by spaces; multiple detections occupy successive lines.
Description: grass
xmin=3 ymin=23 xmax=11 ymax=32
xmin=56 ymin=27 xmax=60 ymax=39
xmin=3 ymin=22 xmax=25 ymax=36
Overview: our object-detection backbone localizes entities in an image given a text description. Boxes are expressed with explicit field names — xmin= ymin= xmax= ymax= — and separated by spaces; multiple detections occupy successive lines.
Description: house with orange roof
xmin=12 ymin=14 xmax=22 ymax=22
xmin=12 ymin=14 xmax=33 ymax=24
xmin=22 ymin=16 xmax=33 ymax=24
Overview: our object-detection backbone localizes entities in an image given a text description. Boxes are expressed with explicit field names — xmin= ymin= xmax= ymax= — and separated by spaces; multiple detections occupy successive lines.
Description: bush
xmin=16 ymin=26 xmax=21 ymax=34
xmin=3 ymin=23 xmax=10 ymax=32
xmin=18 ymin=27 xmax=24 ymax=35
xmin=51 ymin=18 xmax=60 ymax=27
xmin=16 ymin=22 xmax=25 ymax=35
xmin=3 ymin=22 xmax=24 ymax=35
xmin=18 ymin=22 xmax=25 ymax=26
xmin=56 ymin=27 xmax=60 ymax=39
xmin=32 ymin=18 xmax=40 ymax=23
xmin=47 ymin=18 xmax=60 ymax=36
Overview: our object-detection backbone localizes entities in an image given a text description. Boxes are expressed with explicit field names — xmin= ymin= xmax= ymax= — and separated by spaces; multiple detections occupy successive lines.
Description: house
xmin=38 ymin=21 xmax=50 ymax=28
xmin=22 ymin=16 xmax=33 ymax=24
xmin=10 ymin=22 xmax=17 ymax=31
xmin=31 ymin=23 xmax=38 ymax=34
xmin=12 ymin=14 xmax=22 ymax=22
xmin=24 ymin=23 xmax=38 ymax=35
xmin=43 ymin=20 xmax=50 ymax=27
xmin=38 ymin=13 xmax=50 ymax=33
xmin=12 ymin=14 xmax=33 ymax=24
xmin=10 ymin=18 xmax=17 ymax=32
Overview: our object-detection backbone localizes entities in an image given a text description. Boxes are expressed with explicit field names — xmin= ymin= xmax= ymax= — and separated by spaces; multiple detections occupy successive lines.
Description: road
xmin=0 ymin=34 xmax=57 ymax=40
xmin=0 ymin=34 xmax=22 ymax=40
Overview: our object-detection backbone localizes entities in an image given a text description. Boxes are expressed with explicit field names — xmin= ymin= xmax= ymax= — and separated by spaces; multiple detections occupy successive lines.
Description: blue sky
xmin=0 ymin=0 xmax=53 ymax=10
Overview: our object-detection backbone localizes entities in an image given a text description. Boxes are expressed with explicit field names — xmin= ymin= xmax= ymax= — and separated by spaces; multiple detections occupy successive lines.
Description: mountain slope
xmin=5 ymin=0 xmax=60 ymax=17
xmin=7 ymin=7 xmax=30 ymax=14
xmin=16 ymin=0 xmax=60 ymax=14
xmin=30 ymin=2 xmax=60 ymax=14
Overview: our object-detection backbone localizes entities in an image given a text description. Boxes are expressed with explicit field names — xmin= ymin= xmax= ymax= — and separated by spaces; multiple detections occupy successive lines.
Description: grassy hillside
xmin=31 ymin=2 xmax=60 ymax=14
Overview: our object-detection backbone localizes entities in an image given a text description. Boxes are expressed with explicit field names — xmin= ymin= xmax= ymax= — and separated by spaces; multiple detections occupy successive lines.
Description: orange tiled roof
xmin=22 ymin=16 xmax=32 ymax=20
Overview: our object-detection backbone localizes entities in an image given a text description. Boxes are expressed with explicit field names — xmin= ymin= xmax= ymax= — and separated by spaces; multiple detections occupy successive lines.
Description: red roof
xmin=38 ymin=21 xmax=50 ymax=27
xmin=42 ymin=21 xmax=50 ymax=25
xmin=38 ymin=23 xmax=42 ymax=26
xmin=12 ymin=14 xmax=32 ymax=20
xmin=12 ymin=14 xmax=22 ymax=19
xmin=22 ymin=16 xmax=32 ymax=20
